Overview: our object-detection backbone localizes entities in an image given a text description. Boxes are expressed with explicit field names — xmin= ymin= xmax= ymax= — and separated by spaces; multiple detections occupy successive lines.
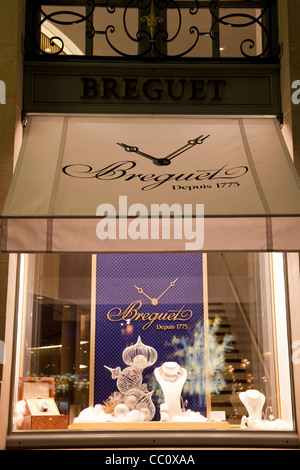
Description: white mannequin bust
xmin=154 ymin=361 xmax=187 ymax=421
xmin=239 ymin=389 xmax=265 ymax=419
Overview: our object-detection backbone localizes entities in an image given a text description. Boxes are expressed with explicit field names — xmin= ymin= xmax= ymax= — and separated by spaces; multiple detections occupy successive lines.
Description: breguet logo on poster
xmin=106 ymin=300 xmax=193 ymax=331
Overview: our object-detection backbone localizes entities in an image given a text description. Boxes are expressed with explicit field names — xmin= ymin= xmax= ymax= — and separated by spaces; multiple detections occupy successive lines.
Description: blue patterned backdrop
xmin=94 ymin=253 xmax=206 ymax=417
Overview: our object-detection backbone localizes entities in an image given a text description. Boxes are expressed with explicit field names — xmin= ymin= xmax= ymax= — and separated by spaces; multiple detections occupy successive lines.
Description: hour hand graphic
xmin=117 ymin=142 xmax=171 ymax=166
xmin=134 ymin=285 xmax=153 ymax=303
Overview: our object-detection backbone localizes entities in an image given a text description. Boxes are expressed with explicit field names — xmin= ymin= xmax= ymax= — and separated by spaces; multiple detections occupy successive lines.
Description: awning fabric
xmin=1 ymin=115 xmax=300 ymax=253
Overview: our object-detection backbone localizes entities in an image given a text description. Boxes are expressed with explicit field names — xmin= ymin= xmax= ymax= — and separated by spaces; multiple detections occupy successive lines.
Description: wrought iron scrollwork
xmin=37 ymin=0 xmax=96 ymax=55
xmin=35 ymin=0 xmax=273 ymax=59
xmin=97 ymin=0 xmax=208 ymax=58
xmin=209 ymin=0 xmax=270 ymax=58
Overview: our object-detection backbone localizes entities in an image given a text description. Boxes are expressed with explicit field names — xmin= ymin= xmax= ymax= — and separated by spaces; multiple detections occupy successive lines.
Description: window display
xmin=11 ymin=252 xmax=295 ymax=434
xmin=92 ymin=253 xmax=209 ymax=423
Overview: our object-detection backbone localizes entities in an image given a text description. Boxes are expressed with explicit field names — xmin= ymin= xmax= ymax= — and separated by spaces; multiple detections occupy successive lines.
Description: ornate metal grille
xmin=26 ymin=0 xmax=278 ymax=60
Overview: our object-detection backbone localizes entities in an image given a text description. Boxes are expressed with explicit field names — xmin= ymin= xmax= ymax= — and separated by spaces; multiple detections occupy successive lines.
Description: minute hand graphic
xmin=155 ymin=278 xmax=179 ymax=302
xmin=165 ymin=135 xmax=210 ymax=161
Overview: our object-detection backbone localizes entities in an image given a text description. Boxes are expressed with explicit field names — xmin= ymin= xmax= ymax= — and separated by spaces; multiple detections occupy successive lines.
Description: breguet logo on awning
xmin=62 ymin=159 xmax=249 ymax=191
xmin=62 ymin=135 xmax=249 ymax=191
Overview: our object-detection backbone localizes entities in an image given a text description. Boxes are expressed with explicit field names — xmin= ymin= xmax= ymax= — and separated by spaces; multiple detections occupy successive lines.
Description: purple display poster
xmin=94 ymin=253 xmax=206 ymax=418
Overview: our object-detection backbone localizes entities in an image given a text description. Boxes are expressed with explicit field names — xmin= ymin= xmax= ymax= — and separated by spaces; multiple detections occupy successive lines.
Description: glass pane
xmin=207 ymin=253 xmax=280 ymax=424
xmin=11 ymin=252 xmax=294 ymax=433
xmin=15 ymin=254 xmax=91 ymax=424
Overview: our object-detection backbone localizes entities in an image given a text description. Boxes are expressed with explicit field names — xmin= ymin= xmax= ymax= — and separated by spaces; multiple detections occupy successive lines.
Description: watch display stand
xmin=16 ymin=377 xmax=68 ymax=430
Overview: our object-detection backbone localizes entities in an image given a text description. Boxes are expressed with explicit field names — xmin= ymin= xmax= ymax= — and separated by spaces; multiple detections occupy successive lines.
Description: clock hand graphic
xmin=117 ymin=135 xmax=210 ymax=166
xmin=134 ymin=278 xmax=179 ymax=306
xmin=117 ymin=143 xmax=171 ymax=166
xmin=164 ymin=135 xmax=210 ymax=161
xmin=133 ymin=285 xmax=153 ymax=303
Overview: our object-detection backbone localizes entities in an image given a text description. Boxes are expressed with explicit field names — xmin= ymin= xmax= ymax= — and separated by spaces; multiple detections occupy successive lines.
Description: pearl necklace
xmin=159 ymin=365 xmax=184 ymax=382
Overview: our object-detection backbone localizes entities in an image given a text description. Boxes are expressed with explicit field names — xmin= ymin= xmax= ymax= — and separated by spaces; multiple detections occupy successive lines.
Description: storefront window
xmin=13 ymin=254 xmax=91 ymax=428
xmin=11 ymin=252 xmax=294 ymax=434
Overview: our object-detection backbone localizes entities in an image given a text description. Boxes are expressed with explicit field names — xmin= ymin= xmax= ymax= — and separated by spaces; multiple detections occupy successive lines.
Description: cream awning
xmin=1 ymin=115 xmax=300 ymax=252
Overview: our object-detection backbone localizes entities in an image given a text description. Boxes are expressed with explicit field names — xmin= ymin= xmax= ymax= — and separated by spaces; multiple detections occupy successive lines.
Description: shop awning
xmin=1 ymin=115 xmax=300 ymax=253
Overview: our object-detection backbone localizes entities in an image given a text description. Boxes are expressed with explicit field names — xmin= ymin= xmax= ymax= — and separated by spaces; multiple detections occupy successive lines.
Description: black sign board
xmin=24 ymin=62 xmax=280 ymax=115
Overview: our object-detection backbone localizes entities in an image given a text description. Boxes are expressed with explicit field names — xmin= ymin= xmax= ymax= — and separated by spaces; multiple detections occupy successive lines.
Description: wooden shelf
xmin=69 ymin=421 xmax=231 ymax=431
